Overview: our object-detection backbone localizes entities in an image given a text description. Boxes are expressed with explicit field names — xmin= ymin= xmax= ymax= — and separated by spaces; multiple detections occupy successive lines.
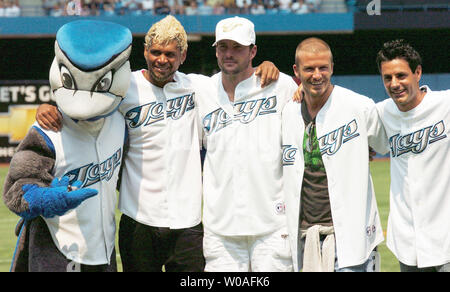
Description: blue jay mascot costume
xmin=3 ymin=20 xmax=132 ymax=272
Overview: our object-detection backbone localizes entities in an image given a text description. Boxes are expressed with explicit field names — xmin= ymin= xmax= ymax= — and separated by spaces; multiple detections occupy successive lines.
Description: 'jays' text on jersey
xmin=376 ymin=87 xmax=450 ymax=268
xmin=282 ymin=85 xmax=387 ymax=270
xmin=197 ymin=72 xmax=297 ymax=236
xmin=39 ymin=111 xmax=125 ymax=265
xmin=118 ymin=70 xmax=208 ymax=229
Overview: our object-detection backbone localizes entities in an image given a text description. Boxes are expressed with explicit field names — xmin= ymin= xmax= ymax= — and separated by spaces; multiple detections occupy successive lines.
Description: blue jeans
xmin=335 ymin=249 xmax=379 ymax=272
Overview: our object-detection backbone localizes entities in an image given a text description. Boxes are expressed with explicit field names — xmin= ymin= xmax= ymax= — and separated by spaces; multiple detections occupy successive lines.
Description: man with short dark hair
xmin=375 ymin=39 xmax=450 ymax=272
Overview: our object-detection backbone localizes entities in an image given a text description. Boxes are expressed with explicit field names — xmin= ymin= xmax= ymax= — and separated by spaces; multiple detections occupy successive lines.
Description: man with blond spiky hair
xmin=115 ymin=15 xmax=207 ymax=272
xmin=36 ymin=15 xmax=279 ymax=272
xmin=141 ymin=15 xmax=189 ymax=87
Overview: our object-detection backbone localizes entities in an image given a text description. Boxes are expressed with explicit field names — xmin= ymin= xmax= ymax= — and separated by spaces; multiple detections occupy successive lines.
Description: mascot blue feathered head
xmin=49 ymin=20 xmax=132 ymax=121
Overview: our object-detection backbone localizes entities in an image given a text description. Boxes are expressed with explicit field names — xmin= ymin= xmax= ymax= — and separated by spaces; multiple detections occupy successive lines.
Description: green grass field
xmin=0 ymin=159 xmax=399 ymax=272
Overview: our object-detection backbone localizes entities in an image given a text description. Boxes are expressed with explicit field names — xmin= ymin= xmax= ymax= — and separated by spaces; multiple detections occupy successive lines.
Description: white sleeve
xmin=189 ymin=73 xmax=212 ymax=150
xmin=278 ymin=74 xmax=298 ymax=110
xmin=197 ymin=111 xmax=206 ymax=150
xmin=366 ymin=101 xmax=390 ymax=155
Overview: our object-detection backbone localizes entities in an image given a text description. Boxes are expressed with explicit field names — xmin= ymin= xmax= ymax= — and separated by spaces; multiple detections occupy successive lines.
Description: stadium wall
xmin=0 ymin=13 xmax=354 ymax=37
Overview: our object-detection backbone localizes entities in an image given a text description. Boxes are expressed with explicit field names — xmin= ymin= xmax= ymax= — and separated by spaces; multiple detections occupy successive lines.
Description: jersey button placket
xmin=235 ymin=113 xmax=247 ymax=224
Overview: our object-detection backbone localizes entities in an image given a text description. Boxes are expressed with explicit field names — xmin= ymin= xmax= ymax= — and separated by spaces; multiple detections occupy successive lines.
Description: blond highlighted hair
xmin=144 ymin=15 xmax=188 ymax=54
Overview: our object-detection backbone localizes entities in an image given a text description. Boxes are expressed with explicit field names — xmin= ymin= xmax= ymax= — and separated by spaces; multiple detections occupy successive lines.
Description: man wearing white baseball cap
xmin=212 ymin=16 xmax=256 ymax=47
xmin=196 ymin=16 xmax=298 ymax=271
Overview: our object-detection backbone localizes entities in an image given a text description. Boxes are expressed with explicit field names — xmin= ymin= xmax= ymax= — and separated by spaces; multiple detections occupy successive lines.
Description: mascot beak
xmin=53 ymin=88 xmax=122 ymax=121
xmin=50 ymin=57 xmax=131 ymax=121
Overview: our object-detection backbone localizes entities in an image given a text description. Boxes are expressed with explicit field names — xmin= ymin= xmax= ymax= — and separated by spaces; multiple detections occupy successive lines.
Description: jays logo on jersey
xmin=64 ymin=149 xmax=122 ymax=187
xmin=319 ymin=119 xmax=360 ymax=156
xmin=389 ymin=120 xmax=447 ymax=157
xmin=125 ymin=93 xmax=195 ymax=128
xmin=282 ymin=145 xmax=297 ymax=166
xmin=203 ymin=96 xmax=277 ymax=135
xmin=283 ymin=119 xmax=361 ymax=165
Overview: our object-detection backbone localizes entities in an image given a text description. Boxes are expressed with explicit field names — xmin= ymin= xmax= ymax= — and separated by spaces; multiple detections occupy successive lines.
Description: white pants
xmin=203 ymin=227 xmax=293 ymax=272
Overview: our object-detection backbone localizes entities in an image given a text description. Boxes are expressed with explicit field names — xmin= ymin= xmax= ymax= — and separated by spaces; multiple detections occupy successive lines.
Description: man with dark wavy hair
xmin=375 ymin=39 xmax=450 ymax=272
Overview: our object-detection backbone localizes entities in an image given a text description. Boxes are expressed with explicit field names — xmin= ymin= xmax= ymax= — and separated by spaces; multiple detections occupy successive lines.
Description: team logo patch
xmin=389 ymin=120 xmax=447 ymax=157
xmin=275 ymin=202 xmax=285 ymax=215
xmin=318 ymin=119 xmax=360 ymax=156
xmin=64 ymin=148 xmax=122 ymax=188
xmin=222 ymin=23 xmax=243 ymax=32
xmin=282 ymin=145 xmax=297 ymax=166
xmin=202 ymin=96 xmax=277 ymax=135
xmin=366 ymin=225 xmax=376 ymax=237
xmin=124 ymin=93 xmax=195 ymax=128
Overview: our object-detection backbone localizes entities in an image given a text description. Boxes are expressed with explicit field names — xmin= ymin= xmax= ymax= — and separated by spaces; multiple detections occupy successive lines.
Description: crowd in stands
xmin=2 ymin=0 xmax=447 ymax=17
xmin=0 ymin=0 xmax=21 ymax=16
xmin=41 ymin=0 xmax=322 ymax=16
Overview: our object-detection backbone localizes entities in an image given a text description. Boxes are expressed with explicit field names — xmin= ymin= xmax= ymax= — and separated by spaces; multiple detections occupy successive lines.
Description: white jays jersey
xmin=376 ymin=86 xmax=450 ymax=268
xmin=41 ymin=111 xmax=125 ymax=265
xmin=118 ymin=70 xmax=206 ymax=229
xmin=197 ymin=72 xmax=297 ymax=236
xmin=282 ymin=85 xmax=387 ymax=270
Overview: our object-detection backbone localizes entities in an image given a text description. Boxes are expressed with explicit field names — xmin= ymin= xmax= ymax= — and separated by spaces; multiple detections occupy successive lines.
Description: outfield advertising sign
xmin=0 ymin=80 xmax=53 ymax=163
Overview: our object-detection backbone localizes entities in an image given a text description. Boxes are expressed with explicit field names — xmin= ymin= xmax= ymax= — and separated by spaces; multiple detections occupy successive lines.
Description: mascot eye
xmin=60 ymin=66 xmax=75 ymax=89
xmin=95 ymin=71 xmax=112 ymax=92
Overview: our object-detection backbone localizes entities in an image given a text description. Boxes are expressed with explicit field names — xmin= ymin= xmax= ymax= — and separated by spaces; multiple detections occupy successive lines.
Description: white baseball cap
xmin=212 ymin=17 xmax=256 ymax=47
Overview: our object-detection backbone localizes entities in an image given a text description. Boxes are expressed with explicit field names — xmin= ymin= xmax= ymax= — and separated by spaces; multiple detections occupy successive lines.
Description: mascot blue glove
xmin=20 ymin=177 xmax=98 ymax=220
xmin=3 ymin=20 xmax=132 ymax=272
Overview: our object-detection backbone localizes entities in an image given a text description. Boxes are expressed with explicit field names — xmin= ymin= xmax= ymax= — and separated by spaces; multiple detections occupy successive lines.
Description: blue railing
xmin=0 ymin=13 xmax=354 ymax=36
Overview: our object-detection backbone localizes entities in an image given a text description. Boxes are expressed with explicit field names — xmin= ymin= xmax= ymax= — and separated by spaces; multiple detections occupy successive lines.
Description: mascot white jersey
xmin=3 ymin=20 xmax=131 ymax=272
